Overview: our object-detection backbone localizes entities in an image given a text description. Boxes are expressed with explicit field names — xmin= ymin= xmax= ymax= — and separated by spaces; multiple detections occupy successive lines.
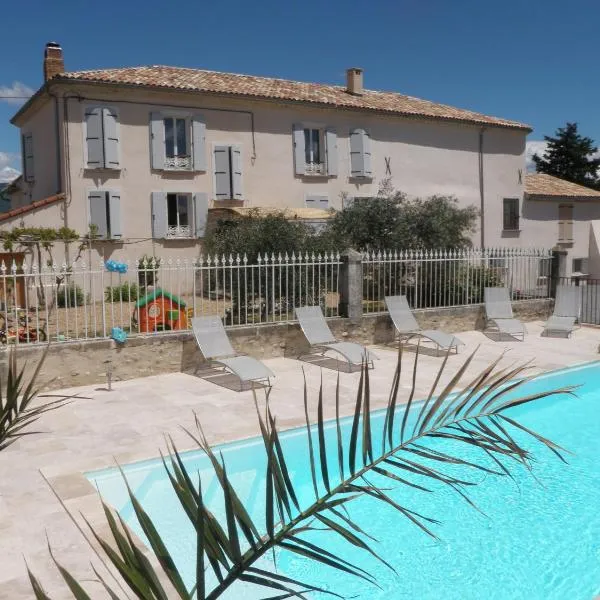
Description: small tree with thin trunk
xmin=0 ymin=226 xmax=91 ymax=315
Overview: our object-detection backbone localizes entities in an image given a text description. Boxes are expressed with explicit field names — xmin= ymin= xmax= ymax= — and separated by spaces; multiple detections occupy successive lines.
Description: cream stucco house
xmin=0 ymin=42 xmax=559 ymax=265
xmin=521 ymin=173 xmax=600 ymax=277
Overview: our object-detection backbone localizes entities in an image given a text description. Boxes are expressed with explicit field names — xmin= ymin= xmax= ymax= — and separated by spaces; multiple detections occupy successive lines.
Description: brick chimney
xmin=43 ymin=42 xmax=64 ymax=81
xmin=346 ymin=67 xmax=364 ymax=96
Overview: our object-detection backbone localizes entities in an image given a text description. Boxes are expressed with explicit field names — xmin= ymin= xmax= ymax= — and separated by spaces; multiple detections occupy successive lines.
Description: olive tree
xmin=327 ymin=180 xmax=478 ymax=251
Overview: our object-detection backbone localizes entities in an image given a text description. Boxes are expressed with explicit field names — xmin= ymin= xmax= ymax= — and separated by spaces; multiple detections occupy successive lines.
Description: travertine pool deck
xmin=1 ymin=321 xmax=598 ymax=599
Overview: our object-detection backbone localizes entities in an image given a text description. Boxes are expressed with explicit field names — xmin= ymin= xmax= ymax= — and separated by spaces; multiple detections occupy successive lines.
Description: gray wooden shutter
xmin=306 ymin=194 xmax=329 ymax=209
xmin=325 ymin=128 xmax=338 ymax=176
xmin=151 ymin=192 xmax=168 ymax=238
xmin=558 ymin=204 xmax=573 ymax=242
xmin=214 ymin=146 xmax=232 ymax=199
xmin=23 ymin=134 xmax=34 ymax=182
xmin=565 ymin=207 xmax=573 ymax=241
xmin=193 ymin=192 xmax=209 ymax=238
xmin=21 ymin=134 xmax=27 ymax=180
xmin=292 ymin=124 xmax=306 ymax=176
xmin=150 ymin=112 xmax=165 ymax=170
xmin=103 ymin=108 xmax=120 ymax=169
xmin=231 ymin=145 xmax=243 ymax=199
xmin=108 ymin=190 xmax=122 ymax=238
xmin=192 ymin=115 xmax=207 ymax=172
xmin=85 ymin=108 xmax=104 ymax=168
xmin=558 ymin=209 xmax=564 ymax=242
xmin=363 ymin=130 xmax=372 ymax=177
xmin=350 ymin=128 xmax=369 ymax=177
xmin=89 ymin=191 xmax=108 ymax=238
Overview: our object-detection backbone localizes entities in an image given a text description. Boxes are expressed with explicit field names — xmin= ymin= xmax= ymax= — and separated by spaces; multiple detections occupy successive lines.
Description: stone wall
xmin=1 ymin=299 xmax=553 ymax=391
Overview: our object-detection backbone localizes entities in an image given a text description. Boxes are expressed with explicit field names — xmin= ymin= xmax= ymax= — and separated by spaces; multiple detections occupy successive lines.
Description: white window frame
xmin=163 ymin=114 xmax=192 ymax=170
xmin=572 ymin=257 xmax=589 ymax=274
xmin=166 ymin=192 xmax=193 ymax=238
xmin=303 ymin=127 xmax=326 ymax=175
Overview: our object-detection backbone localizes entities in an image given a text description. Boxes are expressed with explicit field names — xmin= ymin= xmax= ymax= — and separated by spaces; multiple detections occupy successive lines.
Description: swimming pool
xmin=88 ymin=361 xmax=600 ymax=599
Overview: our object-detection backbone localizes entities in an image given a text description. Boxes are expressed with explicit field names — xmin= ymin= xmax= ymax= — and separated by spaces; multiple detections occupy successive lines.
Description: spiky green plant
xmin=0 ymin=347 xmax=72 ymax=452
xmin=30 ymin=346 xmax=575 ymax=598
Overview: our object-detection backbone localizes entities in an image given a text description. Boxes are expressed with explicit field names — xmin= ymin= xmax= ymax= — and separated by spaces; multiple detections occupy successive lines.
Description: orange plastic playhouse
xmin=134 ymin=289 xmax=188 ymax=333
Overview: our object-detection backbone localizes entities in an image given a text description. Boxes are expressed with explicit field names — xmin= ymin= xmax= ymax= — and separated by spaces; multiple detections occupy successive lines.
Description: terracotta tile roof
xmin=525 ymin=174 xmax=600 ymax=199
xmin=0 ymin=193 xmax=65 ymax=223
xmin=54 ymin=66 xmax=529 ymax=130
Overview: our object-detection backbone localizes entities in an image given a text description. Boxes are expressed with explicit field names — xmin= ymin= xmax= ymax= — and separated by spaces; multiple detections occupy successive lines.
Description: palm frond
xmin=36 ymin=346 xmax=576 ymax=599
xmin=0 ymin=347 xmax=74 ymax=451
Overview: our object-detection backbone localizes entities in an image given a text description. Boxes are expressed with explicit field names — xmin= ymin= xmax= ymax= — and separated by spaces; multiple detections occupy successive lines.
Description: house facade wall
xmin=9 ymin=83 xmax=527 ymax=263
xmin=517 ymin=198 xmax=600 ymax=276
xmin=0 ymin=201 xmax=65 ymax=239
xmin=17 ymin=100 xmax=60 ymax=204
xmin=587 ymin=221 xmax=600 ymax=279
xmin=59 ymin=85 xmax=525 ymax=261
xmin=9 ymin=187 xmax=27 ymax=210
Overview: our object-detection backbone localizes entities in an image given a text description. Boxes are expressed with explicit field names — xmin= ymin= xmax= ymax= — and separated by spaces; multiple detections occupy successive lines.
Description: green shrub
xmin=137 ymin=255 xmax=161 ymax=288
xmin=105 ymin=282 xmax=139 ymax=303
xmin=56 ymin=283 xmax=85 ymax=308
xmin=206 ymin=211 xmax=335 ymax=320
xmin=204 ymin=209 xmax=331 ymax=260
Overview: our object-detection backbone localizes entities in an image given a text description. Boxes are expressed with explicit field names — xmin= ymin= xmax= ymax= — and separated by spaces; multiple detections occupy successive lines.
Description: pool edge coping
xmin=42 ymin=357 xmax=600 ymax=501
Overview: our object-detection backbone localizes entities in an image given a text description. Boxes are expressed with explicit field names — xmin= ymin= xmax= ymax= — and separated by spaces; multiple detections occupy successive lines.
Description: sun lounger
xmin=484 ymin=287 xmax=526 ymax=340
xmin=385 ymin=295 xmax=464 ymax=354
xmin=295 ymin=306 xmax=376 ymax=369
xmin=192 ymin=316 xmax=274 ymax=389
xmin=543 ymin=285 xmax=580 ymax=337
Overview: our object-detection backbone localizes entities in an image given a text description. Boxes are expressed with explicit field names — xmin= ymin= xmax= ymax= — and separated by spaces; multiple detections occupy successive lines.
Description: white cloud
xmin=0 ymin=153 xmax=20 ymax=183
xmin=526 ymin=140 xmax=600 ymax=175
xmin=0 ymin=81 xmax=34 ymax=105
xmin=0 ymin=152 xmax=18 ymax=170
xmin=0 ymin=167 xmax=20 ymax=183
xmin=525 ymin=140 xmax=547 ymax=172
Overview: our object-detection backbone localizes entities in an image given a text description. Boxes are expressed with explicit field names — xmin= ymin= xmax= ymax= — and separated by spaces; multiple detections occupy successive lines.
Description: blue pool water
xmin=88 ymin=362 xmax=600 ymax=599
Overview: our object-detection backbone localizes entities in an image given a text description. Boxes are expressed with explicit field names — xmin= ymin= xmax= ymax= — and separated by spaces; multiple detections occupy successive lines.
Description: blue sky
xmin=1 ymin=0 xmax=599 ymax=181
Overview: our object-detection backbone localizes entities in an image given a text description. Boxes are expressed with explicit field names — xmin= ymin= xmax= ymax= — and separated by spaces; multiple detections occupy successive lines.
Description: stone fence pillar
xmin=339 ymin=249 xmax=363 ymax=323
xmin=550 ymin=248 xmax=568 ymax=298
